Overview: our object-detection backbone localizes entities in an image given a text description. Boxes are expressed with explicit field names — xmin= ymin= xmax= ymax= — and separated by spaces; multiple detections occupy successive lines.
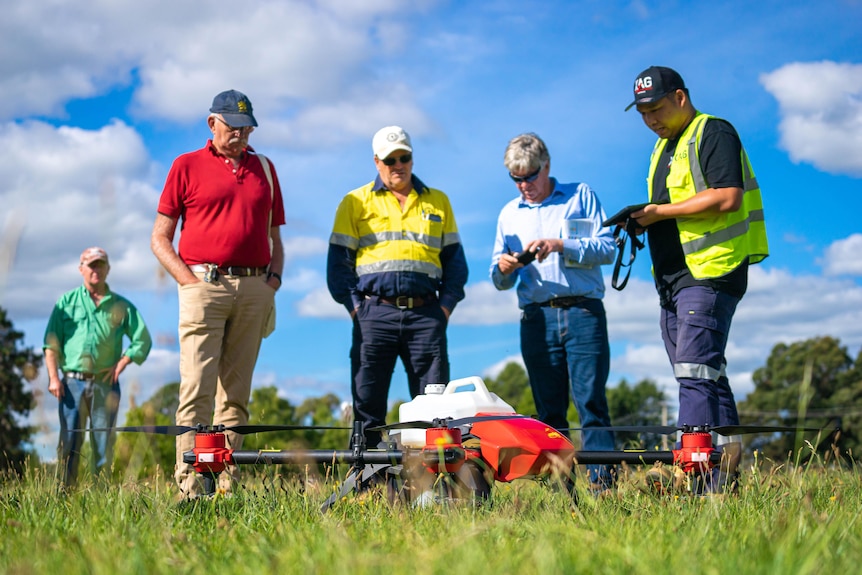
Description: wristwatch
xmin=266 ymin=271 xmax=282 ymax=287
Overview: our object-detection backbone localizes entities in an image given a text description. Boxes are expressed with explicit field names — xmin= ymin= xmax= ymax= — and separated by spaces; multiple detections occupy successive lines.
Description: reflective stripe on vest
xmin=329 ymin=181 xmax=461 ymax=281
xmin=648 ymin=113 xmax=769 ymax=279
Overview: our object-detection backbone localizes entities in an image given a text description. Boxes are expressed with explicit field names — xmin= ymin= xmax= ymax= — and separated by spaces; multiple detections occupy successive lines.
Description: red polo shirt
xmin=158 ymin=141 xmax=286 ymax=267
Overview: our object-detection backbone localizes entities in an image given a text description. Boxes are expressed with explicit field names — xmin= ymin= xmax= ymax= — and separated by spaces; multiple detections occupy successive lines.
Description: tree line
xmin=1 ymin=305 xmax=859 ymax=478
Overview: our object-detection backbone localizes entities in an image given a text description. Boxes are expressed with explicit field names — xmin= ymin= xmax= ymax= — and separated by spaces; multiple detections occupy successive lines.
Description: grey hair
xmin=503 ymin=133 xmax=550 ymax=173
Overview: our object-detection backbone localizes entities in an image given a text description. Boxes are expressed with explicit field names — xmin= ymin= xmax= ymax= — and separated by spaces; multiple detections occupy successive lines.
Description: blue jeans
xmin=57 ymin=375 xmax=121 ymax=487
xmin=660 ymin=286 xmax=741 ymax=429
xmin=520 ymin=299 xmax=615 ymax=485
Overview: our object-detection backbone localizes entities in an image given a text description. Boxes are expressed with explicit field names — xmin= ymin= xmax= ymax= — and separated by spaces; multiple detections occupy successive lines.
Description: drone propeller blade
xmin=369 ymin=420 xmax=435 ymax=431
xmin=70 ymin=425 xmax=198 ymax=436
xmin=565 ymin=423 xmax=833 ymax=436
xmin=562 ymin=425 xmax=680 ymax=435
xmin=369 ymin=413 xmax=528 ymax=432
xmin=710 ymin=424 xmax=828 ymax=435
xmin=447 ymin=414 xmax=529 ymax=427
xmin=226 ymin=424 xmax=350 ymax=435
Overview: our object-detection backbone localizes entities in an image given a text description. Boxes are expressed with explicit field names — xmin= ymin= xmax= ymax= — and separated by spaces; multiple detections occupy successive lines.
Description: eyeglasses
xmin=214 ymin=116 xmax=252 ymax=134
xmin=381 ymin=153 xmax=412 ymax=166
xmin=509 ymin=163 xmax=545 ymax=184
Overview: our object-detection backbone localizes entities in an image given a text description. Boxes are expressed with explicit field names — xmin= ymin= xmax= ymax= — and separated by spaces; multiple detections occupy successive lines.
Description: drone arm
xmin=229 ymin=449 xmax=404 ymax=466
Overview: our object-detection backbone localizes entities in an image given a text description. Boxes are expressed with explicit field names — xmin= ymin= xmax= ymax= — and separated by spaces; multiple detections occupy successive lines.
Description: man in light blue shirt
xmin=490 ymin=133 xmax=617 ymax=492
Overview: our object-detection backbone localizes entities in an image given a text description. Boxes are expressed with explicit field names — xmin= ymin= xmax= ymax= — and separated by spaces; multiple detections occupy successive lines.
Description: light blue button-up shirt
xmin=490 ymin=179 xmax=616 ymax=308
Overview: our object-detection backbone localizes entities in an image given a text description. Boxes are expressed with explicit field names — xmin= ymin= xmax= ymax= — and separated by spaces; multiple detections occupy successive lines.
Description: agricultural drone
xmin=81 ymin=377 xmax=832 ymax=509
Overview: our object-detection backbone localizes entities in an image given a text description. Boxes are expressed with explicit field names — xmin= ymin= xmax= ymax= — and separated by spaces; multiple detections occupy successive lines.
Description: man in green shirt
xmin=43 ymin=247 xmax=152 ymax=488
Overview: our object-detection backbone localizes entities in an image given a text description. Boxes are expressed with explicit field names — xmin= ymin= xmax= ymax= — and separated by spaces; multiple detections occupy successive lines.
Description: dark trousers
xmin=520 ymin=298 xmax=615 ymax=485
xmin=350 ymin=297 xmax=449 ymax=446
xmin=660 ymin=285 xmax=741 ymax=429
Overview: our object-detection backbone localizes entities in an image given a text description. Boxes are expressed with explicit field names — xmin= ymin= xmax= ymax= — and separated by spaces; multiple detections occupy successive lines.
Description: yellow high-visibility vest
xmin=647 ymin=113 xmax=769 ymax=279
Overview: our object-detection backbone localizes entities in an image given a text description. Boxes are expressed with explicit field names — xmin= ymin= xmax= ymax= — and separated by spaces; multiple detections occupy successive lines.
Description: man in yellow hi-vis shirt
xmin=327 ymin=126 xmax=468 ymax=448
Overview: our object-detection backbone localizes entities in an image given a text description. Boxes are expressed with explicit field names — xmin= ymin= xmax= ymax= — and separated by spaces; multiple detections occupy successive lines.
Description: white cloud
xmin=282 ymin=235 xmax=329 ymax=262
xmin=0 ymin=1 xmax=436 ymax=150
xmin=296 ymin=286 xmax=345 ymax=318
xmin=820 ymin=233 xmax=862 ymax=277
xmin=761 ymin=61 xmax=862 ymax=176
xmin=0 ymin=120 xmax=160 ymax=318
xmin=450 ymin=281 xmax=520 ymax=325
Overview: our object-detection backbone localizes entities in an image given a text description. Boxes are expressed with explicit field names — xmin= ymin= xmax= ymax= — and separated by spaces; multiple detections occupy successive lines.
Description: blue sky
xmin=2 ymin=0 xmax=862 ymax=459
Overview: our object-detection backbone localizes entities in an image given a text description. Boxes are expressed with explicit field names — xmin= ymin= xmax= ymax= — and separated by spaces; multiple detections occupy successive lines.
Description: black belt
xmin=371 ymin=295 xmax=433 ymax=309
xmin=538 ymin=296 xmax=590 ymax=309
xmin=65 ymin=371 xmax=96 ymax=381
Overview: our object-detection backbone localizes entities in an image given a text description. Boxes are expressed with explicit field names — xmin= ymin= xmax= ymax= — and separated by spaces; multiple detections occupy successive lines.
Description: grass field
xmin=2 ymin=456 xmax=861 ymax=575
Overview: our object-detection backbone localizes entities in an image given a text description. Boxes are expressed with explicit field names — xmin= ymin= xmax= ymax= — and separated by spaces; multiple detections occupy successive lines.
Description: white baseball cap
xmin=372 ymin=126 xmax=412 ymax=160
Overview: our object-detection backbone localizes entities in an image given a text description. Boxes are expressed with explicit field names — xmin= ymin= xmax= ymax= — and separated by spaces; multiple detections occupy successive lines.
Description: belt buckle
xmin=395 ymin=296 xmax=413 ymax=309
xmin=548 ymin=299 xmax=562 ymax=308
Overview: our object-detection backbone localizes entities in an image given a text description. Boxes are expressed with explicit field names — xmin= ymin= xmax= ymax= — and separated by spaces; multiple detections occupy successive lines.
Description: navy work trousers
xmin=350 ymin=296 xmax=449 ymax=446
xmin=660 ymin=285 xmax=741 ymax=429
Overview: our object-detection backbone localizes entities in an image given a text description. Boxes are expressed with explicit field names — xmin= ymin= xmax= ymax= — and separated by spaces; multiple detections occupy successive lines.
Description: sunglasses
xmin=214 ymin=116 xmax=252 ymax=133
xmin=509 ymin=164 xmax=545 ymax=184
xmin=381 ymin=153 xmax=413 ymax=166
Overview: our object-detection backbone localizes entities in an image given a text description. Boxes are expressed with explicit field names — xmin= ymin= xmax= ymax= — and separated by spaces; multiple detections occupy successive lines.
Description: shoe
xmin=645 ymin=462 xmax=683 ymax=494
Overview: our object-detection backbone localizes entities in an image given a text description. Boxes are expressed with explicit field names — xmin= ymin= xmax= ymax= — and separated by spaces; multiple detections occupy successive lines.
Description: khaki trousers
xmin=174 ymin=273 xmax=275 ymax=496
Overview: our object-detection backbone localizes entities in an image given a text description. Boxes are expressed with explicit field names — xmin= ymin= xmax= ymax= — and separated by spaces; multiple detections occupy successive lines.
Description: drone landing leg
xmin=201 ymin=472 xmax=218 ymax=497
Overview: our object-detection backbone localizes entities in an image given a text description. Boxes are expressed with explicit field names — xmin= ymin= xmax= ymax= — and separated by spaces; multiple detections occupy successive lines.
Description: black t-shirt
xmin=648 ymin=117 xmax=748 ymax=305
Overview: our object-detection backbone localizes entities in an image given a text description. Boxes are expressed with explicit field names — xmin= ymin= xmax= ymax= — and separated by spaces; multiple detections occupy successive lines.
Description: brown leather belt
xmin=189 ymin=264 xmax=267 ymax=277
xmin=539 ymin=296 xmax=589 ymax=309
xmin=374 ymin=295 xmax=431 ymax=309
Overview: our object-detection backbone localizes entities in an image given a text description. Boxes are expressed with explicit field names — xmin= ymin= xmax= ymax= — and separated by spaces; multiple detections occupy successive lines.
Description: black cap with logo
xmin=625 ymin=66 xmax=686 ymax=111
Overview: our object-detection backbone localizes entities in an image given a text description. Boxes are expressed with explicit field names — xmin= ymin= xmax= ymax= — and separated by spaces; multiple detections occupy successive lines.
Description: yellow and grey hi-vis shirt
xmin=327 ymin=174 xmax=468 ymax=314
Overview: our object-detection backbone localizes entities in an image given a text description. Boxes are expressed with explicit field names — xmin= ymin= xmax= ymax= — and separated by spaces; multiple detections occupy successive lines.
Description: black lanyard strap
xmin=611 ymin=219 xmax=645 ymax=291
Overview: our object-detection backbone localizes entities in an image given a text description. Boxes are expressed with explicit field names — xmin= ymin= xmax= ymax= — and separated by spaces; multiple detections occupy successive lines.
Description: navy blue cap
xmin=625 ymin=66 xmax=686 ymax=111
xmin=210 ymin=89 xmax=258 ymax=127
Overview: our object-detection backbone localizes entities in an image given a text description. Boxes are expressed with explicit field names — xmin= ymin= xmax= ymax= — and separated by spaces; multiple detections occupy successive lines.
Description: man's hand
xmin=103 ymin=356 xmax=132 ymax=384
xmin=523 ymin=239 xmax=563 ymax=263
xmin=48 ymin=376 xmax=63 ymax=400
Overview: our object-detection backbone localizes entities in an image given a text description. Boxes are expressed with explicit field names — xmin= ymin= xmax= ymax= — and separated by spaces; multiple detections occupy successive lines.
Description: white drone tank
xmin=397 ymin=376 xmax=516 ymax=448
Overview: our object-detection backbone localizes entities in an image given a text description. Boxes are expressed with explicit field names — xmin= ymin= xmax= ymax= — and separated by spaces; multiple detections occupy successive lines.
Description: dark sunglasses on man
xmin=381 ymin=153 xmax=412 ymax=166
xmin=509 ymin=163 xmax=545 ymax=184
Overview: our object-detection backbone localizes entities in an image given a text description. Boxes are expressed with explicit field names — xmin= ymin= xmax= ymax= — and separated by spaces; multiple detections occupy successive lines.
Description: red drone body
xmin=419 ymin=413 xmax=576 ymax=482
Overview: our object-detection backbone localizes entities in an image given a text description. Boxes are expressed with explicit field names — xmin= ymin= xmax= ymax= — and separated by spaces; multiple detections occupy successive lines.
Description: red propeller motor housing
xmin=191 ymin=431 xmax=233 ymax=474
xmin=672 ymin=431 xmax=715 ymax=474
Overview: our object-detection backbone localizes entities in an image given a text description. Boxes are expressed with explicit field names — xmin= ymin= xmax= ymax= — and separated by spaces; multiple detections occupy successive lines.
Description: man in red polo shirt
xmin=151 ymin=89 xmax=285 ymax=499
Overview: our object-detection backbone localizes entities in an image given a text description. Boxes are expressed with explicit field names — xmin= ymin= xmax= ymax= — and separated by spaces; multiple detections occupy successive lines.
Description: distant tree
xmin=739 ymin=336 xmax=860 ymax=463
xmin=296 ymin=393 xmax=350 ymax=449
xmin=243 ymin=386 xmax=300 ymax=450
xmin=0 ymin=307 xmax=41 ymax=476
xmin=484 ymin=362 xmax=536 ymax=416
xmin=606 ymin=378 xmax=667 ymax=449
